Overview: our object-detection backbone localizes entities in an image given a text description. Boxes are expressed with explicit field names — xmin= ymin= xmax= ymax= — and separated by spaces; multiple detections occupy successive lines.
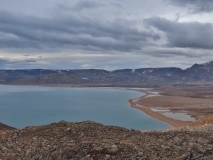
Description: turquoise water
xmin=0 ymin=85 xmax=170 ymax=130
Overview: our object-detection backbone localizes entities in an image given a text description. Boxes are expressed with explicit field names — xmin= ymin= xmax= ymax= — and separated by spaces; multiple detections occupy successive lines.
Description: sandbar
xmin=128 ymin=91 xmax=193 ymax=128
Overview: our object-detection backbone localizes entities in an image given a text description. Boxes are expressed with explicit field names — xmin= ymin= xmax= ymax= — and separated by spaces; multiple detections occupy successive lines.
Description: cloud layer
xmin=0 ymin=0 xmax=213 ymax=69
xmin=0 ymin=10 xmax=160 ymax=52
xmin=145 ymin=17 xmax=213 ymax=49
xmin=169 ymin=0 xmax=213 ymax=13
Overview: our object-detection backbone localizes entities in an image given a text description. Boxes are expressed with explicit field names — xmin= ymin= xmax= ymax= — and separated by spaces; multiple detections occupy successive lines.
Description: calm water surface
xmin=0 ymin=85 xmax=170 ymax=130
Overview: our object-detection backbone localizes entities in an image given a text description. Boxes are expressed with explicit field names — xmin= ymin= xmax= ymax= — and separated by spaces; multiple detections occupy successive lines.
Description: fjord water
xmin=0 ymin=85 xmax=169 ymax=130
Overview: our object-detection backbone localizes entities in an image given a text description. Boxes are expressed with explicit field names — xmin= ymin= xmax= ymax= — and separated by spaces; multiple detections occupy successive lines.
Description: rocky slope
xmin=0 ymin=122 xmax=15 ymax=140
xmin=1 ymin=120 xmax=213 ymax=159
xmin=191 ymin=113 xmax=213 ymax=127
xmin=0 ymin=122 xmax=15 ymax=131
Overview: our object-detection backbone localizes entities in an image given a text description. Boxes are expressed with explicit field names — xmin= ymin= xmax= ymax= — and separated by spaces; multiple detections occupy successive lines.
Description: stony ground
xmin=0 ymin=122 xmax=15 ymax=140
xmin=1 ymin=120 xmax=213 ymax=160
xmin=0 ymin=123 xmax=15 ymax=131
xmin=191 ymin=113 xmax=213 ymax=127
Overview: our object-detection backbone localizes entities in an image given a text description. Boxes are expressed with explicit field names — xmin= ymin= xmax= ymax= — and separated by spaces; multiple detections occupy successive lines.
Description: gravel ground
xmin=1 ymin=120 xmax=213 ymax=160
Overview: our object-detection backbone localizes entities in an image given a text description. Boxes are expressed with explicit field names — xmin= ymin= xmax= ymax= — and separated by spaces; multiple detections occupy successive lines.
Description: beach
xmin=128 ymin=91 xmax=192 ymax=127
xmin=129 ymin=88 xmax=213 ymax=128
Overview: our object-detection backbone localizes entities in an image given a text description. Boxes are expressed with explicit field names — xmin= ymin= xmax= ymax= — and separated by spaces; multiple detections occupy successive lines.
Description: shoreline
xmin=0 ymin=84 xmax=193 ymax=129
xmin=128 ymin=91 xmax=193 ymax=128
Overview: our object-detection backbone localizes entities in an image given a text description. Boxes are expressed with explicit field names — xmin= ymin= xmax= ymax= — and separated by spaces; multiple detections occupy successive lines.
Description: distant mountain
xmin=0 ymin=61 xmax=213 ymax=84
xmin=72 ymin=67 xmax=181 ymax=84
xmin=171 ymin=61 xmax=213 ymax=82
xmin=0 ymin=72 xmax=89 ymax=84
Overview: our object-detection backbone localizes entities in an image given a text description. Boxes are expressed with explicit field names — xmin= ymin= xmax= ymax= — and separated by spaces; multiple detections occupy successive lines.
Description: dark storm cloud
xmin=58 ymin=1 xmax=103 ymax=12
xmin=145 ymin=17 xmax=213 ymax=49
xmin=72 ymin=1 xmax=103 ymax=11
xmin=25 ymin=59 xmax=37 ymax=63
xmin=169 ymin=0 xmax=213 ymax=13
xmin=0 ymin=10 xmax=160 ymax=52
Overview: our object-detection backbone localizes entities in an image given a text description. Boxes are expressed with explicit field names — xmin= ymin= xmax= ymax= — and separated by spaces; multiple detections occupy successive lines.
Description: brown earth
xmin=128 ymin=91 xmax=193 ymax=127
xmin=0 ymin=122 xmax=15 ymax=139
xmin=129 ymin=98 xmax=192 ymax=128
xmin=136 ymin=95 xmax=213 ymax=108
xmin=135 ymin=94 xmax=213 ymax=119
xmin=129 ymin=84 xmax=213 ymax=124
xmin=152 ymin=83 xmax=213 ymax=98
xmin=191 ymin=113 xmax=213 ymax=127
xmin=1 ymin=120 xmax=213 ymax=159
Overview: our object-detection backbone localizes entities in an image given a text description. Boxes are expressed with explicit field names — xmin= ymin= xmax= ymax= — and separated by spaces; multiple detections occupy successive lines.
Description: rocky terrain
xmin=191 ymin=113 xmax=213 ymax=127
xmin=1 ymin=61 xmax=213 ymax=84
xmin=0 ymin=123 xmax=15 ymax=131
xmin=1 ymin=118 xmax=213 ymax=160
xmin=0 ymin=123 xmax=15 ymax=142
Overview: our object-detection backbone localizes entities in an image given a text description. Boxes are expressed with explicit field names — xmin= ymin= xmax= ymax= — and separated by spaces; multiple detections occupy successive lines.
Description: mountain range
xmin=0 ymin=61 xmax=213 ymax=84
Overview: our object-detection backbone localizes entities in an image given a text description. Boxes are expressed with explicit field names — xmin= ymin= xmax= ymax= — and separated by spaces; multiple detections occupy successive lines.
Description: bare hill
xmin=1 ymin=120 xmax=213 ymax=159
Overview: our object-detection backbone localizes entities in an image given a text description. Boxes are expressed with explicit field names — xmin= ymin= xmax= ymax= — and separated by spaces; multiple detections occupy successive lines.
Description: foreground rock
xmin=191 ymin=113 xmax=213 ymax=127
xmin=0 ymin=122 xmax=15 ymax=139
xmin=0 ymin=122 xmax=15 ymax=131
xmin=1 ymin=120 xmax=213 ymax=159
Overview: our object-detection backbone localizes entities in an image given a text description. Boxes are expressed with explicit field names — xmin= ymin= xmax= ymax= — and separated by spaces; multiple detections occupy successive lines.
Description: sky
xmin=0 ymin=0 xmax=213 ymax=70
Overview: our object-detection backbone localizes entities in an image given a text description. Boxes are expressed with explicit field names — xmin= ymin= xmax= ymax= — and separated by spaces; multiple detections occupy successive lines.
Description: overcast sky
xmin=0 ymin=0 xmax=213 ymax=70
